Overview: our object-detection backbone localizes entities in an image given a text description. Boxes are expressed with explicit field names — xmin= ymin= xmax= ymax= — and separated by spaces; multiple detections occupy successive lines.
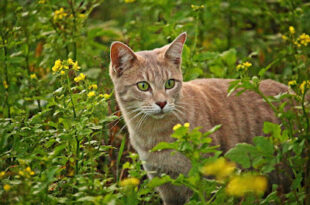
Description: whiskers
xmin=170 ymin=102 xmax=188 ymax=124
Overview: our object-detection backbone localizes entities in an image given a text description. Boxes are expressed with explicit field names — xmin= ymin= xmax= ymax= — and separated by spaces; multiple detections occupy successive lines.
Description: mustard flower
xmin=3 ymin=81 xmax=8 ymax=89
xmin=72 ymin=61 xmax=80 ymax=71
xmin=236 ymin=61 xmax=252 ymax=71
xmin=89 ymin=84 xmax=98 ymax=90
xmin=281 ymin=35 xmax=288 ymax=41
xmin=18 ymin=170 xmax=25 ymax=176
xmin=67 ymin=58 xmax=74 ymax=65
xmin=173 ymin=123 xmax=182 ymax=131
xmin=226 ymin=174 xmax=267 ymax=197
xmin=60 ymin=71 xmax=65 ymax=75
xmin=25 ymin=167 xmax=34 ymax=175
xmin=0 ymin=171 xmax=5 ymax=177
xmin=103 ymin=93 xmax=111 ymax=100
xmin=300 ymin=81 xmax=310 ymax=94
xmin=87 ymin=91 xmax=95 ymax=97
xmin=124 ymin=0 xmax=135 ymax=3
xmin=184 ymin=122 xmax=190 ymax=128
xmin=297 ymin=33 xmax=310 ymax=46
xmin=30 ymin=74 xmax=37 ymax=79
xmin=53 ymin=8 xmax=67 ymax=22
xmin=74 ymin=73 xmax=86 ymax=82
xmin=3 ymin=184 xmax=11 ymax=191
xmin=288 ymin=80 xmax=297 ymax=87
xmin=52 ymin=59 xmax=62 ymax=72
xmin=289 ymin=26 xmax=295 ymax=34
xmin=78 ymin=13 xmax=86 ymax=18
xmin=201 ymin=157 xmax=235 ymax=180
xmin=191 ymin=4 xmax=204 ymax=11
xmin=120 ymin=177 xmax=140 ymax=187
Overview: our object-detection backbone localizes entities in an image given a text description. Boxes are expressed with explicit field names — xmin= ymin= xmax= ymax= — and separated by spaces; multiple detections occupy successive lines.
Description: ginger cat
xmin=109 ymin=33 xmax=288 ymax=205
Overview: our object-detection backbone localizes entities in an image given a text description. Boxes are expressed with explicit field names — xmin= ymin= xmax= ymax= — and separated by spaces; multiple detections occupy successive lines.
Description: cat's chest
xmin=127 ymin=126 xmax=173 ymax=157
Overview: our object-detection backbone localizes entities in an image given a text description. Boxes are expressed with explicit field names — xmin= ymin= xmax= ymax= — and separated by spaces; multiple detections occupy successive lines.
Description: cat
xmin=109 ymin=32 xmax=288 ymax=205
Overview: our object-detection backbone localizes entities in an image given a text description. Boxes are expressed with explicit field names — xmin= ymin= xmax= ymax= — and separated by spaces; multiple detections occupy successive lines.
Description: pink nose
xmin=156 ymin=101 xmax=167 ymax=109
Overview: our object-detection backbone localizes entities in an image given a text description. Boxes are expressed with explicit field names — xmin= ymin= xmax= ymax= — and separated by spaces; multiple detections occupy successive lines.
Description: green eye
xmin=137 ymin=81 xmax=150 ymax=91
xmin=165 ymin=79 xmax=175 ymax=89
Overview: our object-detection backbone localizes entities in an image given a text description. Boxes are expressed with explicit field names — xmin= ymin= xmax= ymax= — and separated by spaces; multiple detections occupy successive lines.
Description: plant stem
xmin=69 ymin=0 xmax=77 ymax=60
xmin=302 ymin=90 xmax=310 ymax=205
xmin=66 ymin=75 xmax=79 ymax=175
xmin=1 ymin=0 xmax=11 ymax=119
xmin=255 ymin=87 xmax=278 ymax=114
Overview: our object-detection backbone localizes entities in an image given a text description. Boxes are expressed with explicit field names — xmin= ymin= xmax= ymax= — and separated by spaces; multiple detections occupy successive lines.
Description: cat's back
xmin=182 ymin=78 xmax=288 ymax=151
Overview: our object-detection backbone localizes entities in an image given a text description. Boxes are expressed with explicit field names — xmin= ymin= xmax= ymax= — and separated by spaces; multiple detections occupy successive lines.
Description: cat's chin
xmin=150 ymin=113 xmax=167 ymax=119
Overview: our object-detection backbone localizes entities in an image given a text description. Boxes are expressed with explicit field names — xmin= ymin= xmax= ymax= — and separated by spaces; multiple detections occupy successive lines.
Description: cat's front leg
xmin=157 ymin=182 xmax=192 ymax=205
xmin=144 ymin=164 xmax=192 ymax=205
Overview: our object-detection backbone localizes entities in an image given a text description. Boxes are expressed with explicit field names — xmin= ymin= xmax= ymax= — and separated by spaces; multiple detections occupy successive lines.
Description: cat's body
xmin=109 ymin=33 xmax=288 ymax=205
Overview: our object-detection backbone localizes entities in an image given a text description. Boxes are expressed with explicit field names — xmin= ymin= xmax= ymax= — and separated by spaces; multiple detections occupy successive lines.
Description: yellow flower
xmin=52 ymin=59 xmax=62 ymax=72
xmin=74 ymin=73 xmax=86 ymax=82
xmin=236 ymin=61 xmax=252 ymax=71
xmin=289 ymin=26 xmax=295 ymax=34
xmin=18 ymin=170 xmax=25 ymax=176
xmin=300 ymin=81 xmax=310 ymax=94
xmin=63 ymin=65 xmax=69 ymax=69
xmin=288 ymin=80 xmax=297 ymax=87
xmin=30 ymin=171 xmax=35 ymax=176
xmin=67 ymin=58 xmax=74 ymax=65
xmin=124 ymin=0 xmax=135 ymax=3
xmin=3 ymin=80 xmax=8 ymax=89
xmin=184 ymin=122 xmax=190 ymax=128
xmin=103 ymin=93 xmax=111 ymax=100
xmin=0 ymin=171 xmax=5 ymax=177
xmin=78 ymin=14 xmax=86 ymax=18
xmin=191 ymin=4 xmax=204 ymax=10
xmin=87 ymin=91 xmax=95 ymax=97
xmin=60 ymin=71 xmax=65 ymax=75
xmin=173 ymin=123 xmax=182 ymax=131
xmin=30 ymin=74 xmax=37 ymax=79
xmin=25 ymin=167 xmax=31 ymax=173
xmin=281 ymin=35 xmax=288 ymax=41
xmin=120 ymin=177 xmax=140 ymax=187
xmin=3 ymin=184 xmax=11 ymax=191
xmin=89 ymin=84 xmax=98 ymax=90
xmin=226 ymin=174 xmax=267 ymax=197
xmin=201 ymin=157 xmax=235 ymax=180
xmin=72 ymin=61 xmax=80 ymax=71
xmin=297 ymin=33 xmax=310 ymax=46
xmin=53 ymin=8 xmax=67 ymax=22
xmin=38 ymin=0 xmax=45 ymax=4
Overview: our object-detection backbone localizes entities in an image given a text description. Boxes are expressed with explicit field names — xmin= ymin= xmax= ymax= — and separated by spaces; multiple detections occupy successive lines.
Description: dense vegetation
xmin=1 ymin=0 xmax=310 ymax=204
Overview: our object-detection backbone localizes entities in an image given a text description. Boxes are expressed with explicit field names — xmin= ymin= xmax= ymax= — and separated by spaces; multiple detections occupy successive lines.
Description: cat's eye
xmin=165 ymin=79 xmax=175 ymax=89
xmin=137 ymin=81 xmax=150 ymax=91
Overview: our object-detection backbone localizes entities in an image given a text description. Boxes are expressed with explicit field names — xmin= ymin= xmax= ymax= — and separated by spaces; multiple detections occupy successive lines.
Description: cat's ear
xmin=110 ymin=42 xmax=137 ymax=77
xmin=165 ymin=32 xmax=187 ymax=66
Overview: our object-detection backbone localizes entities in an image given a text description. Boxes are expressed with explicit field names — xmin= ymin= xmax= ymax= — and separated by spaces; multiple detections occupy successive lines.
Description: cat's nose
xmin=156 ymin=101 xmax=167 ymax=109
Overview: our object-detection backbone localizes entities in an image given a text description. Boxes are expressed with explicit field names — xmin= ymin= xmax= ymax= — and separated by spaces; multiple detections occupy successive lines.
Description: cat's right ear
xmin=165 ymin=32 xmax=187 ymax=66
xmin=110 ymin=42 xmax=137 ymax=77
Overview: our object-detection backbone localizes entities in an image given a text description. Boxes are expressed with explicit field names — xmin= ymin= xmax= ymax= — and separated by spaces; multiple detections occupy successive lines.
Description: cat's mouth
xmin=150 ymin=111 xmax=167 ymax=119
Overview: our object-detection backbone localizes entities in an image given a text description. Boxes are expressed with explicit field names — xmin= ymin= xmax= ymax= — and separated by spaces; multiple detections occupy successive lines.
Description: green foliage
xmin=0 ymin=0 xmax=310 ymax=204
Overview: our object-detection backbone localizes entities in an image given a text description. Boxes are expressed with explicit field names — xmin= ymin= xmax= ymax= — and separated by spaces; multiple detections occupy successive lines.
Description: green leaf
xmin=225 ymin=143 xmax=258 ymax=169
xmin=220 ymin=48 xmax=237 ymax=66
xmin=193 ymin=51 xmax=218 ymax=61
xmin=147 ymin=175 xmax=172 ymax=188
xmin=253 ymin=136 xmax=274 ymax=156
xmin=202 ymin=124 xmax=222 ymax=137
xmin=263 ymin=122 xmax=281 ymax=139
xmin=152 ymin=142 xmax=177 ymax=152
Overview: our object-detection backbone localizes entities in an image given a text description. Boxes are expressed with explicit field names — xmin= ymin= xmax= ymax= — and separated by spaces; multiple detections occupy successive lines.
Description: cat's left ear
xmin=165 ymin=32 xmax=187 ymax=66
xmin=110 ymin=41 xmax=137 ymax=77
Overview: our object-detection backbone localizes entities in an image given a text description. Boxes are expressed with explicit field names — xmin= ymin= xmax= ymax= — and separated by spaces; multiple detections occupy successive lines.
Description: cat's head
xmin=109 ymin=33 xmax=186 ymax=119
